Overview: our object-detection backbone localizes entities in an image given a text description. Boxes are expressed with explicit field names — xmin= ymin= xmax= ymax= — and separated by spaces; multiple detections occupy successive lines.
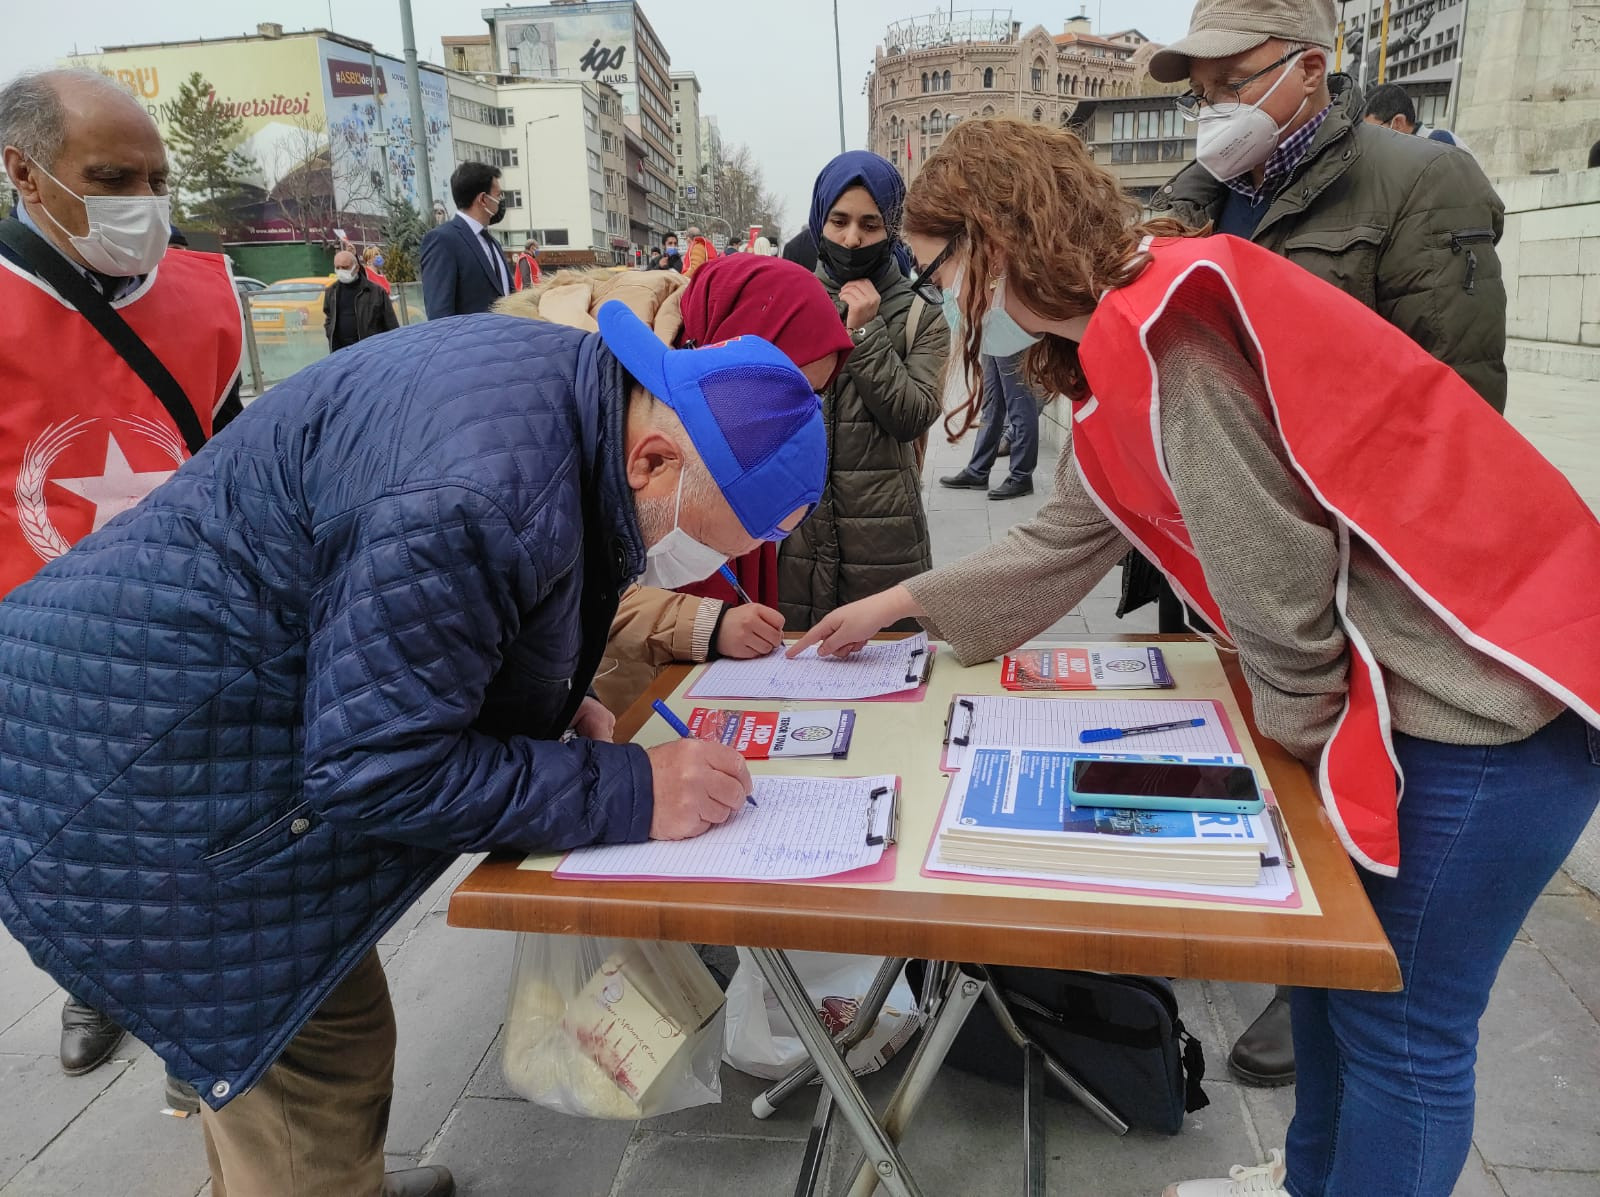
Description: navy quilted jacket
xmin=0 ymin=315 xmax=653 ymax=1107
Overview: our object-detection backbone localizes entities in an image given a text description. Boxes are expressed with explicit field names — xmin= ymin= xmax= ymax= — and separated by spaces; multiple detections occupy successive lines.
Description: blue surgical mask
xmin=940 ymin=264 xmax=965 ymax=332
xmin=980 ymin=275 xmax=1043 ymax=357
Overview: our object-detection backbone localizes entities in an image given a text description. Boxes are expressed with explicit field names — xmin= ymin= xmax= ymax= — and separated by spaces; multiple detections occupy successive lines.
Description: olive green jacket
xmin=778 ymin=261 xmax=949 ymax=629
xmin=1151 ymin=78 xmax=1508 ymax=411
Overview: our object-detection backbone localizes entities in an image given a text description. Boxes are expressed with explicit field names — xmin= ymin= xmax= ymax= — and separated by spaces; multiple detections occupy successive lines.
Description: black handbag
xmin=914 ymin=963 xmax=1209 ymax=1135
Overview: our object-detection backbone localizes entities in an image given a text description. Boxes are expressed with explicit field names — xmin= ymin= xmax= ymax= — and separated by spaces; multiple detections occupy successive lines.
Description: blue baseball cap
xmin=597 ymin=300 xmax=827 ymax=541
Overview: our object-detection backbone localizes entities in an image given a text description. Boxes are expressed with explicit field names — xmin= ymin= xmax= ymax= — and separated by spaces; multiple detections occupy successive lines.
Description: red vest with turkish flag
xmin=0 ymin=246 xmax=242 ymax=597
xmin=1074 ymin=234 xmax=1600 ymax=876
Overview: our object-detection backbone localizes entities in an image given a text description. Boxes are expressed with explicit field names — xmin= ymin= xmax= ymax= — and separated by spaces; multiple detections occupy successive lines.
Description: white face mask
xmin=28 ymin=158 xmax=170 ymax=277
xmin=639 ymin=468 xmax=729 ymax=590
xmin=336 ymin=267 xmax=358 ymax=284
xmin=1194 ymin=51 xmax=1307 ymax=182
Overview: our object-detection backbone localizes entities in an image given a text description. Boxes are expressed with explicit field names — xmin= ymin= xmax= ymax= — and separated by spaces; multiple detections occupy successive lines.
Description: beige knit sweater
xmin=907 ymin=305 xmax=1561 ymax=764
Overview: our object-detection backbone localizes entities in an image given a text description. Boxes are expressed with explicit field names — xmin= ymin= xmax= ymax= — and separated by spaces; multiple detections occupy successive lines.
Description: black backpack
xmin=911 ymin=963 xmax=1209 ymax=1136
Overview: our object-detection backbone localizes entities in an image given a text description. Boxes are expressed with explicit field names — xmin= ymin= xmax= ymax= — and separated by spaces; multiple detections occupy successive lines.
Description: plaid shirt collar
xmin=1222 ymin=105 xmax=1332 ymax=201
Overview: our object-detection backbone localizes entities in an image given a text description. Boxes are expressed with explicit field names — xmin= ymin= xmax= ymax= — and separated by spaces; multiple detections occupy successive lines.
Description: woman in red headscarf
xmin=494 ymin=254 xmax=853 ymax=713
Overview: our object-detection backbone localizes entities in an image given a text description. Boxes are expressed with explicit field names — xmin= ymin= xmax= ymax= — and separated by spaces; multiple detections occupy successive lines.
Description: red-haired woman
xmin=790 ymin=117 xmax=1600 ymax=1197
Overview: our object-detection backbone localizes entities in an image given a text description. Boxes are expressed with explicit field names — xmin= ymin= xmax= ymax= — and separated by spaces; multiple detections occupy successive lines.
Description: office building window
xmin=500 ymin=190 xmax=524 ymax=209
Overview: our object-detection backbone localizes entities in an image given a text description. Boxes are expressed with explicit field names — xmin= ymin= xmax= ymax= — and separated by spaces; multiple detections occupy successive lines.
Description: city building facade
xmin=446 ymin=74 xmax=628 ymax=265
xmin=1339 ymin=0 xmax=1466 ymax=129
xmin=697 ymin=114 xmax=726 ymax=241
xmin=623 ymin=121 xmax=657 ymax=254
xmin=479 ymin=2 xmax=675 ymax=247
xmin=68 ymin=23 xmax=454 ymax=275
xmin=866 ymin=11 xmax=1139 ymax=180
xmin=1065 ymin=78 xmax=1195 ymax=205
xmin=442 ymin=34 xmax=495 ymax=75
xmin=670 ymin=70 xmax=706 ymax=224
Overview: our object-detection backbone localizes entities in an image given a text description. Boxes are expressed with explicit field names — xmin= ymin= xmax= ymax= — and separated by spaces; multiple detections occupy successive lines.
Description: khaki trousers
xmin=201 ymin=949 xmax=395 ymax=1197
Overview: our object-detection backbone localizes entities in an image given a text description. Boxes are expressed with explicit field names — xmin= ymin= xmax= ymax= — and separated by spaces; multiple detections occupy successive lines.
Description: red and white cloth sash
xmin=1074 ymin=234 xmax=1600 ymax=875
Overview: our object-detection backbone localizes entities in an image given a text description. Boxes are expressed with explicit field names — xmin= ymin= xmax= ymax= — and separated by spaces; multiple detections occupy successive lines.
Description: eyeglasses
xmin=910 ymin=237 xmax=961 ymax=305
xmin=1175 ymin=48 xmax=1303 ymax=121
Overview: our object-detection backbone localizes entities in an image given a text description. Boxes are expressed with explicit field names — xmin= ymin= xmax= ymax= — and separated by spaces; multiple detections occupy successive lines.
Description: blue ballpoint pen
xmin=651 ymin=699 xmax=757 ymax=808
xmin=718 ymin=564 xmax=754 ymax=606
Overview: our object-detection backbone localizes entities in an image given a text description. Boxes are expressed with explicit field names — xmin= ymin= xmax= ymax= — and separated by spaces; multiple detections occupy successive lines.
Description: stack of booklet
xmin=938 ymin=747 xmax=1268 ymax=887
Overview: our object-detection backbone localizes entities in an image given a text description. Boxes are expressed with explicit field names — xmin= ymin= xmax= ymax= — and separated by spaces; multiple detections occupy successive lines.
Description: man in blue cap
xmin=0 ymin=302 xmax=825 ymax=1197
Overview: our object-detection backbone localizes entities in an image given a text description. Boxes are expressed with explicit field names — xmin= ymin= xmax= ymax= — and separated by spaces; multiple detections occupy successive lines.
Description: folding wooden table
xmin=448 ymin=636 xmax=1399 ymax=1197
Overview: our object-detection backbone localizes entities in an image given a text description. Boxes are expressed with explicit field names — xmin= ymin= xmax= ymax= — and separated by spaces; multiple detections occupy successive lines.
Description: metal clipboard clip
xmin=904 ymin=646 xmax=932 ymax=686
xmin=865 ymin=784 xmax=899 ymax=847
xmin=943 ymin=698 xmax=976 ymax=747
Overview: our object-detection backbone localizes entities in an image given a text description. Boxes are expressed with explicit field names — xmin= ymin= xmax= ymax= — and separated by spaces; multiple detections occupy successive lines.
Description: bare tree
xmin=324 ymin=110 xmax=390 ymax=230
xmin=715 ymin=142 xmax=786 ymax=238
xmin=268 ymin=115 xmax=336 ymax=246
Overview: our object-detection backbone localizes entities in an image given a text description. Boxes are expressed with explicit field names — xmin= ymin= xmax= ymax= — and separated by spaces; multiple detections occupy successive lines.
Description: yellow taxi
xmin=246 ymin=276 xmax=333 ymax=343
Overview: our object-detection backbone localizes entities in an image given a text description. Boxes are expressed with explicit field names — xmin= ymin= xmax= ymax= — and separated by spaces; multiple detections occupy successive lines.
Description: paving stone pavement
xmin=1 ymin=372 xmax=1597 ymax=1196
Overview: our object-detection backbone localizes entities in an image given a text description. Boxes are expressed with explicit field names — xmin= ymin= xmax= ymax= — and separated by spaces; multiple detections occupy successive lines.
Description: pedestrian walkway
xmin=1 ymin=373 xmax=1596 ymax=1196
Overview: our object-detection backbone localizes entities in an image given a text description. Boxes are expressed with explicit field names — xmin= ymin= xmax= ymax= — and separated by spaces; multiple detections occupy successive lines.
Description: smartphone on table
xmin=1068 ymin=758 xmax=1265 ymax=816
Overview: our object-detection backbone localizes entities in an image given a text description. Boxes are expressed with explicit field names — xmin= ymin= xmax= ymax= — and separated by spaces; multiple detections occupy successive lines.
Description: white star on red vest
xmin=49 ymin=432 xmax=176 ymax=532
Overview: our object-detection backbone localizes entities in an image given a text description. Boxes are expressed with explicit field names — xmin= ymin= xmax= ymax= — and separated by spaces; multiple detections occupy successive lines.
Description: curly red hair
xmin=903 ymin=117 xmax=1201 ymax=439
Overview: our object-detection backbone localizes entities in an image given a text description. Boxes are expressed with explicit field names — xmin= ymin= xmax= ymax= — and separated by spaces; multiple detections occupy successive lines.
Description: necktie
xmin=481 ymin=230 xmax=507 ymax=294
xmin=89 ymin=270 xmax=123 ymax=300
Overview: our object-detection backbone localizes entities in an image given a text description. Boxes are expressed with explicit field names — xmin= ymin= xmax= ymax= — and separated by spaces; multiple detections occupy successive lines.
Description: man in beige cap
xmin=1147 ymin=0 xmax=1506 ymax=411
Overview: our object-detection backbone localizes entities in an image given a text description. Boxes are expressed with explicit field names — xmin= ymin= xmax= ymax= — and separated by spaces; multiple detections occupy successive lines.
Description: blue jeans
xmin=964 ymin=352 xmax=1040 ymax=484
xmin=1286 ymin=710 xmax=1600 ymax=1197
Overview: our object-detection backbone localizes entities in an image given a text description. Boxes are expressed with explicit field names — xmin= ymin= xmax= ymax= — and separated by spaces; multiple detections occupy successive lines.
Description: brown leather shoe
xmin=381 ymin=1166 xmax=455 ymax=1197
xmin=59 ymin=998 xmax=126 ymax=1076
xmin=1227 ymin=988 xmax=1295 ymax=1087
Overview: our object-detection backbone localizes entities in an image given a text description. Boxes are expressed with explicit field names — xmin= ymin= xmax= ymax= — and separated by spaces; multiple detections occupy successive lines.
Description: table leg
xmin=978 ymin=978 xmax=1129 ymax=1136
xmin=792 ymin=1088 xmax=834 ymax=1197
xmin=748 ymin=947 xmax=926 ymax=1197
xmin=755 ymin=956 xmax=910 ymax=1120
xmin=1023 ymin=1043 xmax=1046 ymax=1197
xmin=846 ymin=965 xmax=985 ymax=1197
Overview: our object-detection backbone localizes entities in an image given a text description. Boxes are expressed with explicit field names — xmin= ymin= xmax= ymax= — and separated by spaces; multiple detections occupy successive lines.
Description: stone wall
xmin=1454 ymin=0 xmax=1600 ymax=177
xmin=1497 ymin=166 xmax=1600 ymax=381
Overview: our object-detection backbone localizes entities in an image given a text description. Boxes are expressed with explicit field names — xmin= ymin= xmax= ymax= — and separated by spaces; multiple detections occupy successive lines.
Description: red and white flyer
xmin=1001 ymin=646 xmax=1173 ymax=692
xmin=686 ymin=707 xmax=856 ymax=760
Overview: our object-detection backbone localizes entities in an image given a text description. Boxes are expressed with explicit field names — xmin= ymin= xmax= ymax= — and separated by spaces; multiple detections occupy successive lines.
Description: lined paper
xmin=943 ymin=695 xmax=1238 ymax=771
xmin=555 ymin=775 xmax=898 ymax=881
xmin=687 ymin=634 xmax=930 ymax=700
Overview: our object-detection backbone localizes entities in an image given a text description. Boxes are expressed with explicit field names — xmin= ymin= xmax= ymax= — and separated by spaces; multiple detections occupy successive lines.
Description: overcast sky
xmin=3 ymin=1 xmax=1203 ymax=234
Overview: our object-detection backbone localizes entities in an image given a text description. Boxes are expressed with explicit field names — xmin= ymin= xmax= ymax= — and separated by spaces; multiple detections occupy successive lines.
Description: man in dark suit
xmin=419 ymin=161 xmax=511 ymax=318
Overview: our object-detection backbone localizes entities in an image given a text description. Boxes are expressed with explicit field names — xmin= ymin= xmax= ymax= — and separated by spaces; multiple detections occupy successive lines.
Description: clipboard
xmin=865 ymin=782 xmax=901 ymax=848
xmin=939 ymin=694 xmax=1243 ymax=772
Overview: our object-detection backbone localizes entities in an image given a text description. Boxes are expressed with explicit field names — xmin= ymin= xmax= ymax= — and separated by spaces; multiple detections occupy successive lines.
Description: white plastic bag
xmin=502 ymin=933 xmax=724 ymax=1118
xmin=722 ymin=949 xmax=921 ymax=1081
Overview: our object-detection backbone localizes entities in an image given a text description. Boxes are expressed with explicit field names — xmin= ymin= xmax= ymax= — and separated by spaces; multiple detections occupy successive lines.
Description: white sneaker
xmin=1161 ymin=1148 xmax=1288 ymax=1197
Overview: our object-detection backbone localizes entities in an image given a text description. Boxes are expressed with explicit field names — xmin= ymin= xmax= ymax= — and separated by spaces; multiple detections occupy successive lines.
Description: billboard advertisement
xmin=69 ymin=36 xmax=452 ymax=244
xmin=316 ymin=39 xmax=454 ymax=226
xmin=498 ymin=7 xmax=635 ymax=106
